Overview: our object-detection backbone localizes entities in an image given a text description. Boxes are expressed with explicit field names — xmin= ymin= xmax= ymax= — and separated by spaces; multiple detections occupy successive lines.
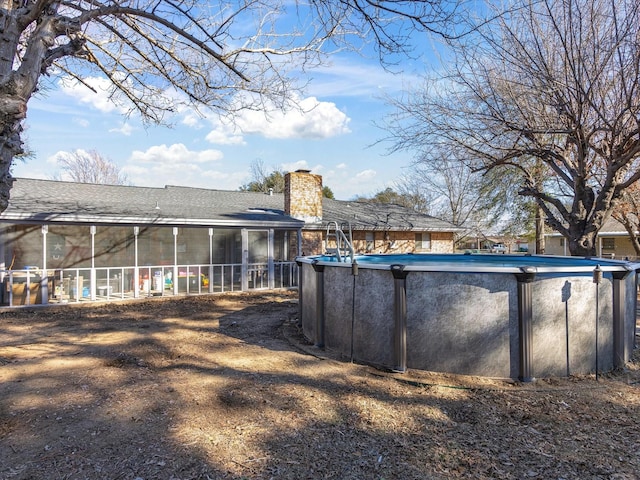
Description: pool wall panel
xmin=322 ymin=266 xmax=355 ymax=356
xmin=321 ymin=267 xmax=396 ymax=368
xmin=300 ymin=263 xmax=318 ymax=342
xmin=352 ymin=269 xmax=395 ymax=368
xmin=405 ymin=272 xmax=516 ymax=378
xmin=531 ymin=275 xmax=613 ymax=377
xmin=624 ymin=274 xmax=637 ymax=359
xmin=297 ymin=254 xmax=639 ymax=379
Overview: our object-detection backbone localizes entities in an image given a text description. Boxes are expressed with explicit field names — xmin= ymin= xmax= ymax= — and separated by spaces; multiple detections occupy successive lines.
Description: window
xmin=365 ymin=232 xmax=374 ymax=252
xmin=559 ymin=238 xmax=564 ymax=247
xmin=602 ymin=238 xmax=615 ymax=250
xmin=415 ymin=233 xmax=431 ymax=251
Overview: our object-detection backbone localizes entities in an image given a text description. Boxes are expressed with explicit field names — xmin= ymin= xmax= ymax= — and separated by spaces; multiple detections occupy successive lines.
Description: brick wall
xmin=324 ymin=230 xmax=456 ymax=255
xmin=430 ymin=232 xmax=456 ymax=253
xmin=301 ymin=231 xmax=324 ymax=256
xmin=284 ymin=170 xmax=323 ymax=223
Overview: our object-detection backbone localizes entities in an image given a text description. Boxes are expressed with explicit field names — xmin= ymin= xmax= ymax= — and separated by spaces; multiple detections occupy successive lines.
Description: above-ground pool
xmin=296 ymin=253 xmax=639 ymax=380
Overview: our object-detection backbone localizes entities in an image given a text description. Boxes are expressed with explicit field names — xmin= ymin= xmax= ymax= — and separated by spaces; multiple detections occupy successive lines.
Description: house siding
xmin=320 ymin=230 xmax=455 ymax=255
xmin=429 ymin=232 xmax=456 ymax=253
xmin=545 ymin=235 xmax=638 ymax=259
xmin=599 ymin=236 xmax=637 ymax=259
xmin=301 ymin=231 xmax=324 ymax=256
xmin=545 ymin=237 xmax=565 ymax=256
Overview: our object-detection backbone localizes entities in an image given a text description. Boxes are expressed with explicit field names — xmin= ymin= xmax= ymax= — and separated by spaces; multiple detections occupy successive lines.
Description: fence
xmin=0 ymin=261 xmax=298 ymax=307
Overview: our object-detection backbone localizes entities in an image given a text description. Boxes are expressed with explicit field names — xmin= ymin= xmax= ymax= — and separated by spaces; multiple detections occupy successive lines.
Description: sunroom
xmin=0 ymin=179 xmax=303 ymax=306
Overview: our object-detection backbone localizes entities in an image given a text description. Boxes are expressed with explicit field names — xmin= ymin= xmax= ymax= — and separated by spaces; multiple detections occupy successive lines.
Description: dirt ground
xmin=0 ymin=290 xmax=639 ymax=480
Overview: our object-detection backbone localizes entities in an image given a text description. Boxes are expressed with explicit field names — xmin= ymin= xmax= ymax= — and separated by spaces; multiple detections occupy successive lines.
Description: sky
xmin=14 ymin=51 xmax=430 ymax=201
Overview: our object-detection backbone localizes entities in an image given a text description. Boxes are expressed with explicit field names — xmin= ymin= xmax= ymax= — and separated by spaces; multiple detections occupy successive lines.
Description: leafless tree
xmin=393 ymin=177 xmax=433 ymax=215
xmin=611 ymin=184 xmax=640 ymax=257
xmin=396 ymin=144 xmax=538 ymax=249
xmin=384 ymin=0 xmax=640 ymax=256
xmin=408 ymin=155 xmax=484 ymax=228
xmin=353 ymin=185 xmax=432 ymax=213
xmin=0 ymin=0 xmax=468 ymax=214
xmin=239 ymin=159 xmax=285 ymax=193
xmin=52 ymin=149 xmax=129 ymax=185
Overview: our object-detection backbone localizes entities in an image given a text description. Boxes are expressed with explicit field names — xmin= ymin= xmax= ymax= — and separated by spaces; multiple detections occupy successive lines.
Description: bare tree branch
xmin=383 ymin=0 xmax=640 ymax=255
xmin=51 ymin=149 xmax=130 ymax=185
xmin=0 ymin=0 xmax=471 ymax=211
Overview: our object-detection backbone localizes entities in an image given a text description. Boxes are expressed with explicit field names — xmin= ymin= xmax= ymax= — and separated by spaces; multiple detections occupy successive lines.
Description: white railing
xmin=0 ymin=261 xmax=298 ymax=307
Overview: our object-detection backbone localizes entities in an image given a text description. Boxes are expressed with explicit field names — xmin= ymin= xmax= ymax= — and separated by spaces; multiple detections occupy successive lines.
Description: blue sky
xmin=15 ymin=53 xmax=427 ymax=200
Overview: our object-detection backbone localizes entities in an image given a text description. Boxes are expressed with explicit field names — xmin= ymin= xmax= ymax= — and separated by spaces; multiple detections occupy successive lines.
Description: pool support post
xmin=612 ymin=270 xmax=630 ymax=369
xmin=296 ymin=259 xmax=303 ymax=327
xmin=516 ymin=268 xmax=536 ymax=382
xmin=311 ymin=260 xmax=325 ymax=348
xmin=391 ymin=264 xmax=409 ymax=373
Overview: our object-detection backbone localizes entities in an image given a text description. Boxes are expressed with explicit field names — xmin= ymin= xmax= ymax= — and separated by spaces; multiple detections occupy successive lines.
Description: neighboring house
xmin=0 ymin=170 xmax=459 ymax=306
xmin=284 ymin=170 xmax=461 ymax=256
xmin=456 ymin=235 xmax=529 ymax=253
xmin=544 ymin=217 xmax=638 ymax=259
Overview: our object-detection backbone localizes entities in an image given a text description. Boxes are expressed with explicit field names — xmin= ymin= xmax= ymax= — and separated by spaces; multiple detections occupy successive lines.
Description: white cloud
xmin=129 ymin=144 xmax=224 ymax=165
xmin=109 ymin=122 xmax=134 ymax=136
xmin=182 ymin=112 xmax=204 ymax=128
xmin=72 ymin=117 xmax=90 ymax=128
xmin=58 ymin=76 xmax=129 ymax=114
xmin=122 ymin=144 xmax=254 ymax=190
xmin=281 ymin=160 xmax=311 ymax=172
xmin=356 ymin=169 xmax=377 ymax=181
xmin=205 ymin=121 xmax=246 ymax=145
xmin=46 ymin=150 xmax=71 ymax=165
xmin=204 ymin=96 xmax=350 ymax=144
xmin=239 ymin=97 xmax=350 ymax=139
xmin=57 ymin=75 xmax=175 ymax=118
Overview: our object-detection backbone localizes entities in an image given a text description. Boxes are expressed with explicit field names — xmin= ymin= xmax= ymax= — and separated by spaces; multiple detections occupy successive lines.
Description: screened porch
xmin=0 ymin=224 xmax=300 ymax=307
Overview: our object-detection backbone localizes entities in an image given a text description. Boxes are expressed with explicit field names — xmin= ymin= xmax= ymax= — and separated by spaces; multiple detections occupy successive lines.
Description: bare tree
xmin=384 ymin=0 xmax=640 ymax=256
xmin=240 ymin=159 xmax=285 ymax=193
xmin=52 ymin=149 xmax=129 ymax=185
xmin=393 ymin=176 xmax=433 ymax=215
xmin=0 ymin=0 xmax=468 ymax=214
xmin=409 ymin=155 xmax=484 ymax=228
xmin=611 ymin=183 xmax=640 ymax=257
xmin=397 ymin=146 xmax=533 ymax=244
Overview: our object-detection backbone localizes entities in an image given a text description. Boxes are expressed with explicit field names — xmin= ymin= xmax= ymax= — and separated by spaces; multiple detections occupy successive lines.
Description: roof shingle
xmin=0 ymin=178 xmax=458 ymax=232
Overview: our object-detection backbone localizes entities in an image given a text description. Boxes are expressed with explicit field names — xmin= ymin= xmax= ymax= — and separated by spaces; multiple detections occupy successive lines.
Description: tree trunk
xmin=617 ymin=218 xmax=640 ymax=258
xmin=535 ymin=205 xmax=545 ymax=254
xmin=1 ymin=5 xmax=61 ymax=213
xmin=567 ymin=229 xmax=598 ymax=257
xmin=0 ymin=114 xmax=22 ymax=212
xmin=626 ymin=229 xmax=640 ymax=258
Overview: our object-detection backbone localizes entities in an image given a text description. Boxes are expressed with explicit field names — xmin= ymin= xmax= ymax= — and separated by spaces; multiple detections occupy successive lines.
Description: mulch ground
xmin=0 ymin=291 xmax=639 ymax=479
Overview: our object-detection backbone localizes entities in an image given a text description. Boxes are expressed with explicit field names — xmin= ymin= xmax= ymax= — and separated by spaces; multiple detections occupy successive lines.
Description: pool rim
xmin=296 ymin=252 xmax=640 ymax=275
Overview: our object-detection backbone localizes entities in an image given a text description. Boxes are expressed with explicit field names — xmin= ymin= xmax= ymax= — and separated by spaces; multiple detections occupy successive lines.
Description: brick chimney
xmin=284 ymin=170 xmax=323 ymax=224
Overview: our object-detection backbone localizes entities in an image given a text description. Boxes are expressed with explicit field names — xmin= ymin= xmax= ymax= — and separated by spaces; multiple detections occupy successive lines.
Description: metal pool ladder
xmin=325 ymin=221 xmax=355 ymax=262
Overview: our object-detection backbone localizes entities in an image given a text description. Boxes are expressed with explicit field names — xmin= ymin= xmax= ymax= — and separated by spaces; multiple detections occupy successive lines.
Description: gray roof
xmin=317 ymin=198 xmax=461 ymax=232
xmin=595 ymin=217 xmax=630 ymax=235
xmin=0 ymin=178 xmax=459 ymax=232
xmin=545 ymin=216 xmax=632 ymax=237
xmin=1 ymin=178 xmax=301 ymax=228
